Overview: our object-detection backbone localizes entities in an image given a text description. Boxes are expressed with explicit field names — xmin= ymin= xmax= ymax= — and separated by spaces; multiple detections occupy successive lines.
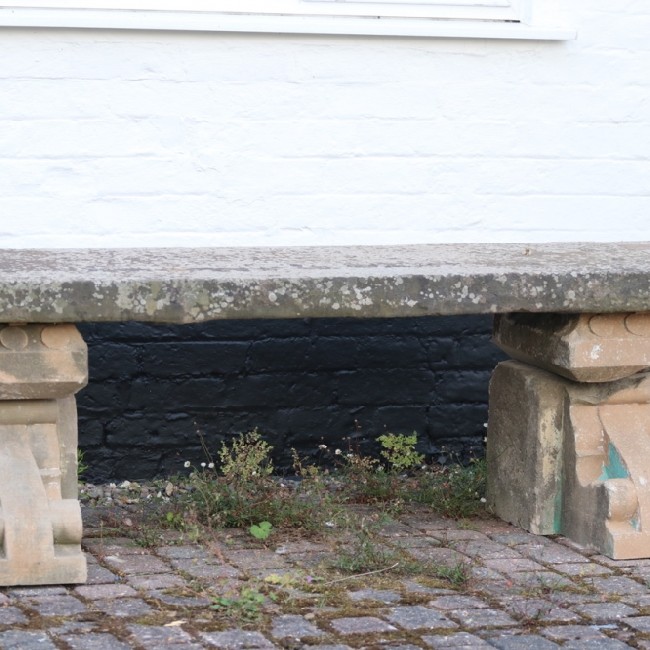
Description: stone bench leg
xmin=487 ymin=313 xmax=650 ymax=559
xmin=0 ymin=324 xmax=87 ymax=585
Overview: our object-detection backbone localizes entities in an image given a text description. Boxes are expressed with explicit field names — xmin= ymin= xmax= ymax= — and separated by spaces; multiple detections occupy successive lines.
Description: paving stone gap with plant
xmin=78 ymin=430 xmax=494 ymax=638
xmin=70 ymin=427 xmax=650 ymax=649
xmin=163 ymin=429 xmax=487 ymax=536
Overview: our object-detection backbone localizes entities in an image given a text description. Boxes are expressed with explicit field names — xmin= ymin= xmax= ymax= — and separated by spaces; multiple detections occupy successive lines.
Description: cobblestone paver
xmin=5 ymin=499 xmax=650 ymax=648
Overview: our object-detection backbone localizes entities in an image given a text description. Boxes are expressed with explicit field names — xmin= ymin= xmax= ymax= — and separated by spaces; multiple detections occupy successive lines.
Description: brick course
xmin=0 ymin=1 xmax=647 ymax=248
xmin=77 ymin=315 xmax=504 ymax=481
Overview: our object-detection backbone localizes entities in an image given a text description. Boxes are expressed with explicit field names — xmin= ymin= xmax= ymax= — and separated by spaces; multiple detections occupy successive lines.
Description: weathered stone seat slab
xmin=0 ymin=242 xmax=649 ymax=323
xmin=1 ymin=240 xmax=650 ymax=579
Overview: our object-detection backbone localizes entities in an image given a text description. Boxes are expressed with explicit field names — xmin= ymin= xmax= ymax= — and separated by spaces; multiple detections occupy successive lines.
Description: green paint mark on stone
xmin=553 ymin=483 xmax=563 ymax=534
xmin=598 ymin=442 xmax=629 ymax=481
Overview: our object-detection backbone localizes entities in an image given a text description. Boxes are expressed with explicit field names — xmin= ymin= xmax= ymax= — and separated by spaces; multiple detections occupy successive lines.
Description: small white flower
xmin=183 ymin=461 xmax=191 ymax=468
xmin=318 ymin=444 xmax=327 ymax=450
xmin=480 ymin=497 xmax=487 ymax=503
xmin=200 ymin=462 xmax=206 ymax=468
xmin=334 ymin=449 xmax=342 ymax=455
xmin=325 ymin=521 xmax=336 ymax=528
xmin=208 ymin=462 xmax=215 ymax=469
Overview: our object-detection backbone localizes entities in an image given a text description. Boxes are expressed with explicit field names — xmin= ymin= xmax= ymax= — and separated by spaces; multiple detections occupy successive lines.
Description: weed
xmin=291 ymin=447 xmax=326 ymax=487
xmin=378 ymin=432 xmax=424 ymax=472
xmin=342 ymin=450 xmax=380 ymax=475
xmin=177 ymin=430 xmax=486 ymax=553
xmin=520 ymin=574 xmax=594 ymax=598
xmin=211 ymin=586 xmax=268 ymax=621
xmin=331 ymin=521 xmax=430 ymax=579
xmin=77 ymin=449 xmax=88 ymax=480
xmin=351 ymin=471 xmax=402 ymax=505
xmin=188 ymin=470 xmax=331 ymax=539
xmin=165 ymin=511 xmax=185 ymax=529
xmin=332 ymin=434 xmax=481 ymax=513
xmin=219 ymin=429 xmax=273 ymax=483
xmin=414 ymin=459 xmax=487 ymax=519
xmin=334 ymin=432 xmax=424 ymax=506
xmin=264 ymin=572 xmax=307 ymax=588
xmin=249 ymin=521 xmax=273 ymax=541
xmin=333 ymin=527 xmax=403 ymax=574
xmin=335 ymin=447 xmax=402 ymax=505
xmin=180 ymin=435 xmax=340 ymax=533
xmin=133 ymin=526 xmax=162 ymax=549
xmin=432 ymin=561 xmax=471 ymax=588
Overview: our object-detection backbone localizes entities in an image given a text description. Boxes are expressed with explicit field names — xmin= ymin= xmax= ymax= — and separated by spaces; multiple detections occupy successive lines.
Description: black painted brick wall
xmin=77 ymin=315 xmax=507 ymax=482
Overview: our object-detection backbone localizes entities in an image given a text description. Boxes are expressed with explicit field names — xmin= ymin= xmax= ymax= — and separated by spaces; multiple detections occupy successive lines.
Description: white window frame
xmin=0 ymin=1 xmax=576 ymax=40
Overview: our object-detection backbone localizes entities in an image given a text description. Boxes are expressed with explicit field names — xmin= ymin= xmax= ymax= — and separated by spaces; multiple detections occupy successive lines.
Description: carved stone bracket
xmin=488 ymin=312 xmax=650 ymax=559
xmin=0 ymin=324 xmax=87 ymax=585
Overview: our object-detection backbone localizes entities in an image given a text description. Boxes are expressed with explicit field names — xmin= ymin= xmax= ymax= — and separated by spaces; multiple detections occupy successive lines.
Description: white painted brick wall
xmin=1 ymin=0 xmax=649 ymax=247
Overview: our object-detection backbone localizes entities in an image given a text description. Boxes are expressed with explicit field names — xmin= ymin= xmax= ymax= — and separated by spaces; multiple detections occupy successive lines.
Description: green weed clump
xmin=432 ymin=561 xmax=472 ymax=588
xmin=218 ymin=429 xmax=273 ymax=482
xmin=333 ymin=525 xmax=404 ymax=574
xmin=77 ymin=449 xmax=88 ymax=480
xmin=377 ymin=432 xmax=424 ymax=472
xmin=336 ymin=432 xmax=425 ymax=505
xmin=249 ymin=520 xmax=273 ymax=540
xmin=110 ymin=429 xmax=489 ymax=594
xmin=337 ymin=450 xmax=397 ymax=504
xmin=179 ymin=430 xmax=338 ymax=533
xmin=172 ymin=429 xmax=486 ymax=540
xmin=211 ymin=586 xmax=268 ymax=621
xmin=413 ymin=458 xmax=487 ymax=519
xmin=331 ymin=522 xmax=471 ymax=587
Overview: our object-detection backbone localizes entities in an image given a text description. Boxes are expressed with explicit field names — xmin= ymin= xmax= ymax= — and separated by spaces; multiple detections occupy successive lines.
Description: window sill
xmin=0 ymin=7 xmax=576 ymax=40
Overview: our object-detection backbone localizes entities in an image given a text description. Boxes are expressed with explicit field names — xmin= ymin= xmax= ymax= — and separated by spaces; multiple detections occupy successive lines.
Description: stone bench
xmin=1 ymin=242 xmax=649 ymax=585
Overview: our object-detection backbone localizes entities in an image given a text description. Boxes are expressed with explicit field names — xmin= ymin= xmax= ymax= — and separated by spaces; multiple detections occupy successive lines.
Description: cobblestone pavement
xmin=4 ymin=501 xmax=650 ymax=649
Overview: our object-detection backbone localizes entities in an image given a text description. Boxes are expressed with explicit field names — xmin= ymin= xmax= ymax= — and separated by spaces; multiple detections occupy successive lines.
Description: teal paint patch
xmin=598 ymin=443 xmax=629 ymax=481
xmin=631 ymin=515 xmax=641 ymax=531
xmin=553 ymin=485 xmax=563 ymax=534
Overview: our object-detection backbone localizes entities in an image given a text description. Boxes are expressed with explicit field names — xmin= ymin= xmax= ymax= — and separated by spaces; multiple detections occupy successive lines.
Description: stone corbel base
xmin=0 ymin=324 xmax=87 ymax=585
xmin=488 ymin=313 xmax=650 ymax=559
